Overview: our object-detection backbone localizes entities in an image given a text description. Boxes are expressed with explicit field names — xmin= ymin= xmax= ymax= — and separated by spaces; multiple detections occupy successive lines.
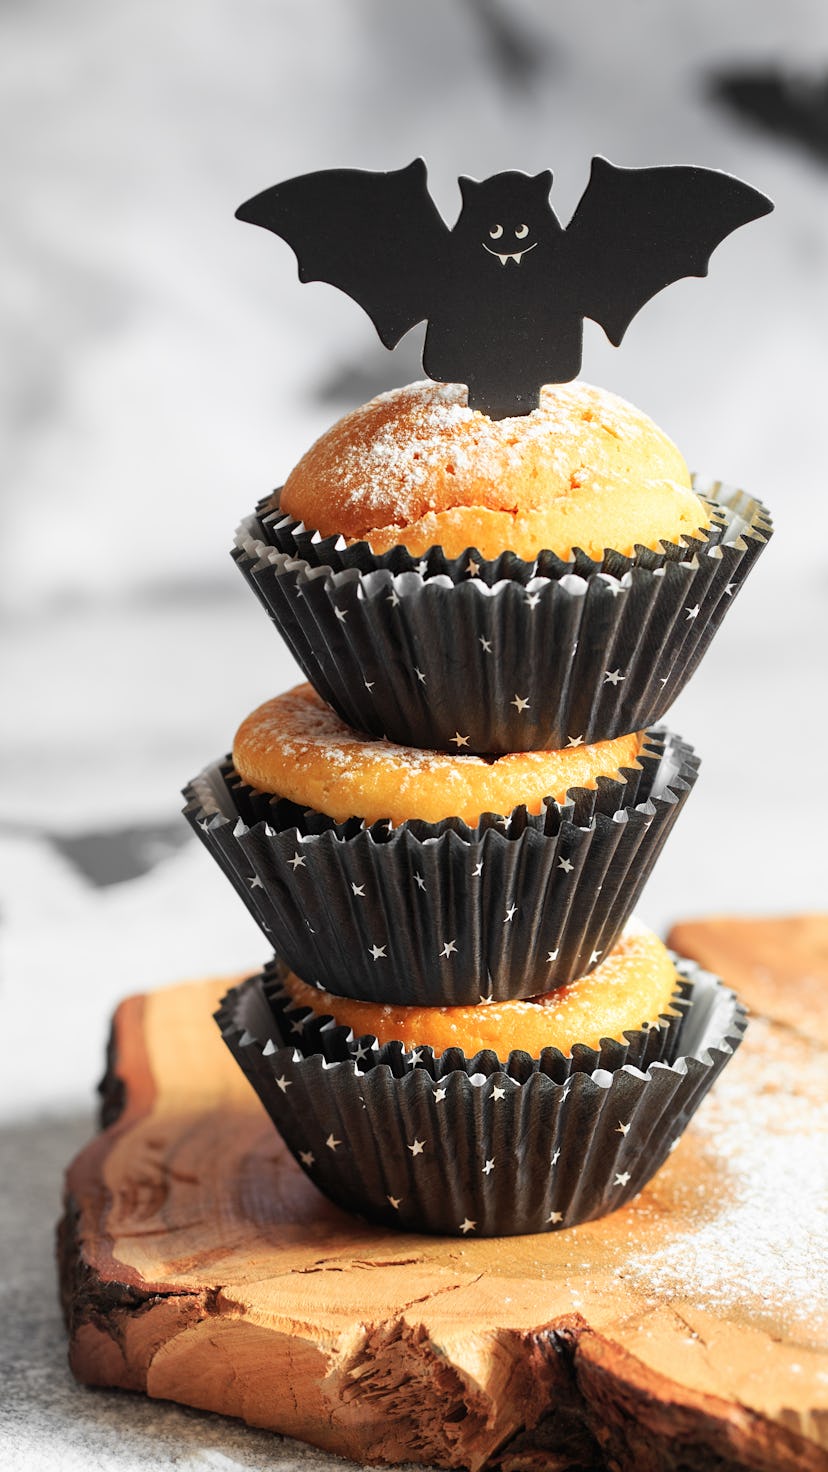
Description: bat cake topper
xmin=237 ymin=157 xmax=773 ymax=419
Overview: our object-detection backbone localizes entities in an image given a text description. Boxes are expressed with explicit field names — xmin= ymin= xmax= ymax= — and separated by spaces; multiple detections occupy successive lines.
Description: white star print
xmin=290 ymin=1017 xmax=306 ymax=1035
xmin=335 ymin=606 xmax=348 ymax=622
xmin=504 ymin=903 xmax=518 ymax=923
xmin=364 ymin=679 xmax=375 ymax=691
xmin=299 ymin=1151 xmax=315 ymax=1168
xmin=492 ymin=1085 xmax=506 ymax=1101
xmin=616 ymin=1122 xmax=631 ymax=1136
xmin=459 ymin=1218 xmax=476 ymax=1234
xmin=352 ymin=1040 xmax=374 ymax=1062
xmin=407 ymin=1049 xmax=424 ymax=1067
xmin=369 ymin=943 xmax=387 ymax=961
xmin=414 ymin=873 xmax=426 ymax=891
xmin=289 ymin=852 xmax=306 ymax=870
xmin=247 ymin=874 xmax=263 ymax=889
xmin=547 ymin=949 xmax=559 ymax=963
xmin=660 ymin=675 xmax=669 ymax=685
xmin=589 ymin=950 xmax=602 ymax=965
xmin=558 ymin=857 xmax=574 ymax=873
xmin=275 ymin=1075 xmax=292 ymax=1093
xmin=604 ymin=669 xmax=625 ymax=685
xmin=440 ymin=940 xmax=457 ymax=959
xmin=479 ymin=636 xmax=492 ymax=653
xmin=479 ymin=990 xmax=494 ymax=1004
xmin=566 ymin=735 xmax=584 ymax=748
xmin=433 ymin=1086 xmax=447 ymax=1103
xmin=408 ymin=1138 xmax=425 ymax=1156
xmin=724 ymin=582 xmax=736 ymax=596
xmin=482 ymin=1159 xmax=495 ymax=1176
xmin=387 ymin=588 xmax=400 ymax=607
xmin=198 ymin=818 xmax=212 ymax=833
xmin=686 ymin=604 xmax=700 ymax=620
xmin=416 ymin=559 xmax=429 ymax=575
xmin=387 ymin=1195 xmax=402 ymax=1209
xmin=547 ymin=1210 xmax=563 ymax=1224
xmin=511 ymin=695 xmax=530 ymax=712
xmin=451 ymin=732 xmax=470 ymax=747
xmin=415 ymin=667 xmax=426 ymax=684
xmin=472 ymin=861 xmax=484 ymax=876
xmin=551 ymin=1148 xmax=561 ymax=1166
xmin=326 ymin=1134 xmax=341 ymax=1151
xmin=614 ymin=1171 xmax=631 ymax=1187
xmin=466 ymin=558 xmax=480 ymax=576
xmin=351 ymin=883 xmax=365 ymax=897
xmin=525 ymin=591 xmax=541 ymax=609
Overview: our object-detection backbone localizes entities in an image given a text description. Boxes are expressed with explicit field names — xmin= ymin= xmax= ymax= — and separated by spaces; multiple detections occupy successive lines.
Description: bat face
xmin=455 ymin=170 xmax=560 ymax=267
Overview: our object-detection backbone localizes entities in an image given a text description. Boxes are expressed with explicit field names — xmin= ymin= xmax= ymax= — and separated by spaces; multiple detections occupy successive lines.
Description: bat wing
xmin=564 ymin=157 xmax=773 ymax=345
xmin=236 ymin=159 xmax=449 ymax=348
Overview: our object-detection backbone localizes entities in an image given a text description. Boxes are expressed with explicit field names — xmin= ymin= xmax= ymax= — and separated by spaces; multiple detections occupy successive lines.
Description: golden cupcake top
xmin=279 ymin=380 xmax=710 ymax=562
xmin=280 ymin=919 xmax=679 ymax=1056
xmin=233 ymin=682 xmax=643 ymax=826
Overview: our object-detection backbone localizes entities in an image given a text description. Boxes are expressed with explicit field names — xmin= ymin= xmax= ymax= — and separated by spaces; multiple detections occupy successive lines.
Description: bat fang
xmin=482 ymin=242 xmax=537 ymax=266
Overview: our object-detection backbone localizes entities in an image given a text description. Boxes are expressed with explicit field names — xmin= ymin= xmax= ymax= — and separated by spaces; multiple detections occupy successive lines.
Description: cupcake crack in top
xmin=279 ymin=380 xmax=710 ymax=562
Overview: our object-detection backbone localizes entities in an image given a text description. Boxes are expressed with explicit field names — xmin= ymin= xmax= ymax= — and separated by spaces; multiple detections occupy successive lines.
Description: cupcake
xmin=183 ymin=682 xmax=700 ymax=1004
xmin=234 ymin=380 xmax=772 ymax=753
xmin=277 ymin=380 xmax=707 ymax=563
xmin=216 ymin=922 xmax=747 ymax=1236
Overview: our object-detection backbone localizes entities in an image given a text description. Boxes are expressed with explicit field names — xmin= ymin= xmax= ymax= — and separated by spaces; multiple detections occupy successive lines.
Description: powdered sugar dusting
xmin=620 ymin=1016 xmax=828 ymax=1340
xmin=335 ymin=382 xmax=658 ymax=522
xmin=282 ymin=379 xmax=699 ymax=551
xmin=234 ymin=683 xmax=641 ymax=816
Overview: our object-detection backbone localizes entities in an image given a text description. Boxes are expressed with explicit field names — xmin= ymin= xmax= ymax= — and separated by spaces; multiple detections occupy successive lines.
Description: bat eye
xmin=489 ymin=224 xmax=503 ymax=239
xmin=515 ymin=223 xmax=529 ymax=239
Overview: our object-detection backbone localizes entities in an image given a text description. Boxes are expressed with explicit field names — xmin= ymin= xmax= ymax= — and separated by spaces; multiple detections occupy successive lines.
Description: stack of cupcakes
xmin=184 ymin=378 xmax=770 ymax=1236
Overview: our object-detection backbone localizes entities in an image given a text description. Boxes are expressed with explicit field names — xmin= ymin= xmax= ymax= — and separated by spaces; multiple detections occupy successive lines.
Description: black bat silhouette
xmin=237 ymin=157 xmax=772 ymax=419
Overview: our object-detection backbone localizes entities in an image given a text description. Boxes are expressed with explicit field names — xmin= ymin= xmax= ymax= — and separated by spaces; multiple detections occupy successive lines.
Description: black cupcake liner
xmin=232 ymin=481 xmax=770 ymax=754
xmin=183 ymin=728 xmax=699 ymax=1005
xmin=215 ymin=957 xmax=747 ymax=1237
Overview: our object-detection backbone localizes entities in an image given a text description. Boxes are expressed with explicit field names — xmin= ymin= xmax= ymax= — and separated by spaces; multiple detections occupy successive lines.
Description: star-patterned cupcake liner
xmin=232 ymin=481 xmax=771 ymax=754
xmin=215 ymin=956 xmax=747 ymax=1237
xmin=183 ymin=728 xmax=699 ymax=1005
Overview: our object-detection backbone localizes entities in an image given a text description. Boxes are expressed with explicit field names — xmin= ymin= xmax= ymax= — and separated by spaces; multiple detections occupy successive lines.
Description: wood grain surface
xmin=59 ymin=917 xmax=828 ymax=1471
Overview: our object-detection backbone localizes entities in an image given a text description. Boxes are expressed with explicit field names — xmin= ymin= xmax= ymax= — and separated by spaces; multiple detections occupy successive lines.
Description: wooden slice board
xmin=59 ymin=917 xmax=828 ymax=1472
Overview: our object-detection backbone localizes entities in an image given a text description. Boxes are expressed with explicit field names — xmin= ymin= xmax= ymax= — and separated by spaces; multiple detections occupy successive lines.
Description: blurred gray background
xmin=2 ymin=2 xmax=828 ymax=1466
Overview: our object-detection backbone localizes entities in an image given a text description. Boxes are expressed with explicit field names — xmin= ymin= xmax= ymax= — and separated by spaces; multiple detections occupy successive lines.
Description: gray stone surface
xmin=0 ymin=1113 xmax=375 ymax=1470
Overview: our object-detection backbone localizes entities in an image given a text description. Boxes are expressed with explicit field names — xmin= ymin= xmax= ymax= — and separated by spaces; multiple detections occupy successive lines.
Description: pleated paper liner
xmin=232 ymin=481 xmax=771 ymax=754
xmin=216 ymin=956 xmax=747 ymax=1237
xmin=183 ymin=728 xmax=699 ymax=1005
